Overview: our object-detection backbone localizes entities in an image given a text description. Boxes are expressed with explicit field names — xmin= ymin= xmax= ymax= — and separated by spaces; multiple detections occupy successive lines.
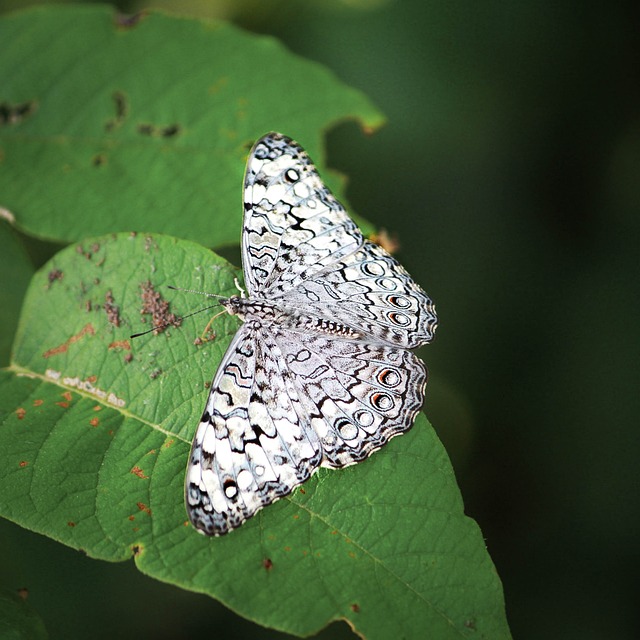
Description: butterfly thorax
xmin=221 ymin=295 xmax=362 ymax=339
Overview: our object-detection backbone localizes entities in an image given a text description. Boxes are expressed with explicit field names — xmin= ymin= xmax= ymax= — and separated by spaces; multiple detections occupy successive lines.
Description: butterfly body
xmin=223 ymin=294 xmax=363 ymax=339
xmin=185 ymin=133 xmax=437 ymax=536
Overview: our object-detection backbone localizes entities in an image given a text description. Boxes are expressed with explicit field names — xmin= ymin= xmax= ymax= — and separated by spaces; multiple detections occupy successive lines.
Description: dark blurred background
xmin=1 ymin=1 xmax=638 ymax=638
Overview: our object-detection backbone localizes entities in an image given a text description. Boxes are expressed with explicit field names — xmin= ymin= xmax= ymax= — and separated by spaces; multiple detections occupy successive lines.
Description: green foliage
xmin=1 ymin=234 xmax=509 ymax=638
xmin=0 ymin=588 xmax=48 ymax=640
xmin=0 ymin=4 xmax=383 ymax=245
xmin=0 ymin=4 xmax=510 ymax=639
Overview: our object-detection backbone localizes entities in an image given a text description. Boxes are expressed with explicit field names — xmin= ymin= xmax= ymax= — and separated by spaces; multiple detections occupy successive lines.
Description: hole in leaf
xmin=0 ymin=100 xmax=36 ymax=126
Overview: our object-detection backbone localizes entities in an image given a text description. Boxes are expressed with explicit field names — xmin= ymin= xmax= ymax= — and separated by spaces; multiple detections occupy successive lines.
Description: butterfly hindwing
xmin=273 ymin=328 xmax=427 ymax=468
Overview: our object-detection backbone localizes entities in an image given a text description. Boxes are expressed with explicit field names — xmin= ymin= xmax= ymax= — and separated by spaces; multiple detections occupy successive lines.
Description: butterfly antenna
xmin=167 ymin=285 xmax=227 ymax=299
xmin=130 ymin=303 xmax=222 ymax=339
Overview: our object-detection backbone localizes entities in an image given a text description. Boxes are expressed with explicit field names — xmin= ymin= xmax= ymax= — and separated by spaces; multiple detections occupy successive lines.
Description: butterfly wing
xmin=242 ymin=132 xmax=364 ymax=296
xmin=185 ymin=323 xmax=426 ymax=535
xmin=274 ymin=328 xmax=427 ymax=467
xmin=185 ymin=325 xmax=322 ymax=536
xmin=271 ymin=240 xmax=437 ymax=349
xmin=243 ymin=133 xmax=436 ymax=349
xmin=187 ymin=132 xmax=436 ymax=535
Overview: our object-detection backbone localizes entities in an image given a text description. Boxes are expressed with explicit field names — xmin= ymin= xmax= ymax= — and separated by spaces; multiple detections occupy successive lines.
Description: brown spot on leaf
xmin=124 ymin=353 xmax=133 ymax=364
xmin=262 ymin=558 xmax=273 ymax=571
xmin=19 ymin=461 xmax=28 ymax=468
xmin=68 ymin=521 xmax=76 ymax=527
xmin=43 ymin=323 xmax=95 ymax=358
xmin=128 ymin=515 xmax=135 ymax=521
xmin=160 ymin=124 xmax=180 ymax=137
xmin=76 ymin=245 xmax=90 ymax=260
xmin=149 ymin=368 xmax=162 ymax=380
xmin=87 ymin=375 xmax=97 ymax=383
xmin=162 ymin=439 xmax=174 ymax=449
xmin=350 ymin=603 xmax=360 ymax=613
xmin=136 ymin=123 xmax=180 ymax=138
xmin=104 ymin=290 xmax=121 ymax=327
xmin=108 ymin=339 xmax=131 ymax=351
xmin=16 ymin=407 xmax=26 ymax=420
xmin=131 ymin=544 xmax=144 ymax=557
xmin=131 ymin=466 xmax=148 ymax=480
xmin=139 ymin=280 xmax=181 ymax=335
xmin=62 ymin=391 xmax=72 ymax=402
xmin=76 ymin=243 xmax=102 ymax=262
xmin=33 ymin=399 xmax=43 ymax=407
xmin=93 ymin=405 xmax=101 ymax=412
xmin=47 ymin=269 xmax=64 ymax=287
xmin=105 ymin=90 xmax=128 ymax=132
xmin=17 ymin=588 xmax=29 ymax=601
xmin=137 ymin=502 xmax=151 ymax=515
xmin=89 ymin=417 xmax=99 ymax=427
xmin=299 ymin=487 xmax=306 ymax=494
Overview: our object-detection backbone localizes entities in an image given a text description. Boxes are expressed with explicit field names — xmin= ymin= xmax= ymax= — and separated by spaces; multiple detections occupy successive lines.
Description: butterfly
xmin=185 ymin=133 xmax=437 ymax=535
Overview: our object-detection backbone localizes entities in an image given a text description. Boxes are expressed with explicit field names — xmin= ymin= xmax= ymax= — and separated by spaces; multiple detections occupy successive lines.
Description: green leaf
xmin=0 ymin=220 xmax=35 ymax=367
xmin=0 ymin=233 xmax=510 ymax=638
xmin=0 ymin=588 xmax=48 ymax=640
xmin=0 ymin=5 xmax=383 ymax=246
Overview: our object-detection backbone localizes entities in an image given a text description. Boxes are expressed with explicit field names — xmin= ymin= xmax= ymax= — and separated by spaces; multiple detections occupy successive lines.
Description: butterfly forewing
xmin=242 ymin=134 xmax=363 ymax=296
xmin=186 ymin=132 xmax=437 ymax=535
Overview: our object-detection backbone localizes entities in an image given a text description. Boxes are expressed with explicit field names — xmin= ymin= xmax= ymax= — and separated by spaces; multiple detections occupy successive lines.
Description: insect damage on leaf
xmin=104 ymin=290 xmax=121 ymax=327
xmin=42 ymin=323 xmax=96 ymax=358
xmin=0 ymin=100 xmax=37 ymax=125
xmin=139 ymin=281 xmax=182 ymax=334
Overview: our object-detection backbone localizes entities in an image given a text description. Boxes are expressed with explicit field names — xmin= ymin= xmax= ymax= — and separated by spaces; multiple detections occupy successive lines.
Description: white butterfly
xmin=185 ymin=133 xmax=437 ymax=535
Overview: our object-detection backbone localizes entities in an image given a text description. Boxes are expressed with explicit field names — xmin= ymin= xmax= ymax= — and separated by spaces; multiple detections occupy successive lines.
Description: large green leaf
xmin=0 ymin=5 xmax=383 ymax=246
xmin=0 ymin=233 xmax=510 ymax=638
